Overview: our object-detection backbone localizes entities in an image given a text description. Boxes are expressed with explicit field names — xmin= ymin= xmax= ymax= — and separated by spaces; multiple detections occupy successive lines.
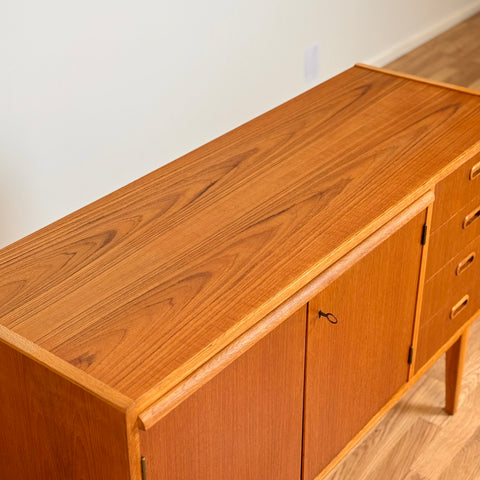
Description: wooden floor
xmin=387 ymin=13 xmax=480 ymax=89
xmin=326 ymin=13 xmax=480 ymax=480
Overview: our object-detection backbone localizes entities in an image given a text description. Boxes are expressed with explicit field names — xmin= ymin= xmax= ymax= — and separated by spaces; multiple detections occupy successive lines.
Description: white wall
xmin=1 ymin=0 xmax=479 ymax=249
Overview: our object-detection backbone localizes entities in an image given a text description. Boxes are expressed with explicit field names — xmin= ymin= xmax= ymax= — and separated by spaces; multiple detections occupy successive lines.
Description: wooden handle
xmin=463 ymin=205 xmax=480 ymax=229
xmin=456 ymin=252 xmax=476 ymax=276
xmin=470 ymin=161 xmax=480 ymax=180
xmin=450 ymin=295 xmax=469 ymax=320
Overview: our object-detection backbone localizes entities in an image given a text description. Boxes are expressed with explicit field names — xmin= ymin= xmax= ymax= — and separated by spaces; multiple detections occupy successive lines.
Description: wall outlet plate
xmin=304 ymin=44 xmax=320 ymax=83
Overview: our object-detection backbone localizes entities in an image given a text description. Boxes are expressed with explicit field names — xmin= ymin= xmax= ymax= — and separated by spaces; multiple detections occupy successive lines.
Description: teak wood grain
xmin=1 ymin=66 xmax=480 ymax=417
xmin=431 ymin=151 xmax=480 ymax=232
xmin=416 ymin=293 xmax=480 ymax=373
xmin=445 ymin=326 xmax=471 ymax=415
xmin=0 ymin=340 xmax=137 ymax=480
xmin=303 ymin=211 xmax=426 ymax=480
xmin=139 ymin=191 xmax=433 ymax=428
xmin=356 ymin=63 xmax=480 ymax=96
xmin=427 ymin=194 xmax=480 ymax=278
xmin=422 ymin=234 xmax=480 ymax=322
xmin=140 ymin=307 xmax=306 ymax=480
xmin=407 ymin=199 xmax=434 ymax=381
xmin=317 ymin=23 xmax=480 ymax=480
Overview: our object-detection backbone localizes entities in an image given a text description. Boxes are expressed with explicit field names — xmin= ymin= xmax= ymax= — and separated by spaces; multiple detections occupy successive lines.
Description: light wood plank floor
xmin=325 ymin=13 xmax=480 ymax=480
xmin=387 ymin=13 xmax=480 ymax=89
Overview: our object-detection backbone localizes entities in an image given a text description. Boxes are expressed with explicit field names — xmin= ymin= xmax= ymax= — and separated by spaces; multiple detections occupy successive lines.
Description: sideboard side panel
xmin=0 ymin=341 xmax=132 ymax=480
xmin=140 ymin=306 xmax=307 ymax=480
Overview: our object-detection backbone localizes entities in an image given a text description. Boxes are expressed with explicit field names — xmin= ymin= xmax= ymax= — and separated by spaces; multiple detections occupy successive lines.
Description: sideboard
xmin=1 ymin=64 xmax=480 ymax=480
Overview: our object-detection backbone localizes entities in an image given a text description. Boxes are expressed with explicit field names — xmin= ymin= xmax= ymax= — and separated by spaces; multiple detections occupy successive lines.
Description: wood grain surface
xmin=416 ymin=296 xmax=480 ymax=373
xmin=407 ymin=200 xmax=433 ymax=381
xmin=1 ymin=66 xmax=480 ymax=408
xmin=322 ymin=15 xmax=480 ymax=480
xmin=303 ymin=212 xmax=425 ymax=479
xmin=0 ymin=340 xmax=135 ymax=480
xmin=431 ymin=151 xmax=480 ymax=232
xmin=427 ymin=194 xmax=480 ymax=278
xmin=421 ymin=234 xmax=480 ymax=322
xmin=140 ymin=307 xmax=306 ymax=480
xmin=445 ymin=327 xmax=471 ymax=414
xmin=356 ymin=63 xmax=480 ymax=96
xmin=386 ymin=12 xmax=480 ymax=91
xmin=139 ymin=191 xmax=433 ymax=427
xmin=324 ymin=314 xmax=480 ymax=480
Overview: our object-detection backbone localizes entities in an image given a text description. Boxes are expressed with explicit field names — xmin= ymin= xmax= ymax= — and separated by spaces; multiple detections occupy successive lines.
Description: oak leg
xmin=445 ymin=326 xmax=471 ymax=415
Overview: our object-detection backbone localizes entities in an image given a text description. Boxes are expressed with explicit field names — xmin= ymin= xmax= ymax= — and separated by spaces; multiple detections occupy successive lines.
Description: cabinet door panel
xmin=303 ymin=212 xmax=425 ymax=480
xmin=141 ymin=306 xmax=307 ymax=480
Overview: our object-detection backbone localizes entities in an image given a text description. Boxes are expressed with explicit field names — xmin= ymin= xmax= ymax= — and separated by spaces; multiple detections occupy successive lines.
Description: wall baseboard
xmin=365 ymin=1 xmax=480 ymax=67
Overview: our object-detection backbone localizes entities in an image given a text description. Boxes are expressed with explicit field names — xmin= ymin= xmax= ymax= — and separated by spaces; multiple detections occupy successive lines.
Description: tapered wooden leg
xmin=445 ymin=326 xmax=471 ymax=415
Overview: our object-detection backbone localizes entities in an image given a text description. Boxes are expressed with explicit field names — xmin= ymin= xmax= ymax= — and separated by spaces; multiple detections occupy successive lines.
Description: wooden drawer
xmin=422 ymin=235 xmax=480 ymax=322
xmin=415 ymin=289 xmax=480 ymax=373
xmin=427 ymin=195 xmax=480 ymax=279
xmin=431 ymin=152 xmax=480 ymax=232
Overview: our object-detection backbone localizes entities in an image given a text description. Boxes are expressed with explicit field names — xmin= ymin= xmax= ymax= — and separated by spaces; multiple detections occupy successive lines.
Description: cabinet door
xmin=303 ymin=213 xmax=425 ymax=479
xmin=141 ymin=306 xmax=307 ymax=480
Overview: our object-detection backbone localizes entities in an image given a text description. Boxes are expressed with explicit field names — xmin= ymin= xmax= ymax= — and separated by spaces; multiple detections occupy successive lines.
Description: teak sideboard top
xmin=1 ymin=64 xmax=480 ymax=428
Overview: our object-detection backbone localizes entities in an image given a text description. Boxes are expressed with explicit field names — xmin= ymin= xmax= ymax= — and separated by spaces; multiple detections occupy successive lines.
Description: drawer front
xmin=415 ymin=288 xmax=480 ymax=373
xmin=431 ymin=152 xmax=480 ymax=232
xmin=427 ymin=195 xmax=480 ymax=279
xmin=422 ymin=235 xmax=480 ymax=322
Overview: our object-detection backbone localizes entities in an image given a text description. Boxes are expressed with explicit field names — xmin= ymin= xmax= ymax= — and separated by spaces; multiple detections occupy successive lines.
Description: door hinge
xmin=141 ymin=456 xmax=147 ymax=480
xmin=421 ymin=224 xmax=428 ymax=245
xmin=408 ymin=345 xmax=414 ymax=365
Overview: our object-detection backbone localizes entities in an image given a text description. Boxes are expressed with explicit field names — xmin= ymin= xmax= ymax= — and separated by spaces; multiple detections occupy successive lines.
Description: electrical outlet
xmin=304 ymin=44 xmax=320 ymax=83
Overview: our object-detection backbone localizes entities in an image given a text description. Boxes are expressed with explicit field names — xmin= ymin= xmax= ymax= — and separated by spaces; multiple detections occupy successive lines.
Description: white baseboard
xmin=365 ymin=1 xmax=480 ymax=67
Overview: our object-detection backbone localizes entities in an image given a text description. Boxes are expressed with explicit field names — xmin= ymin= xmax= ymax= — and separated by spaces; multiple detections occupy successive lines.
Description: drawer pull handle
xmin=470 ymin=161 xmax=480 ymax=180
xmin=463 ymin=206 xmax=480 ymax=229
xmin=318 ymin=310 xmax=338 ymax=324
xmin=456 ymin=252 xmax=476 ymax=276
xmin=450 ymin=295 xmax=469 ymax=320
